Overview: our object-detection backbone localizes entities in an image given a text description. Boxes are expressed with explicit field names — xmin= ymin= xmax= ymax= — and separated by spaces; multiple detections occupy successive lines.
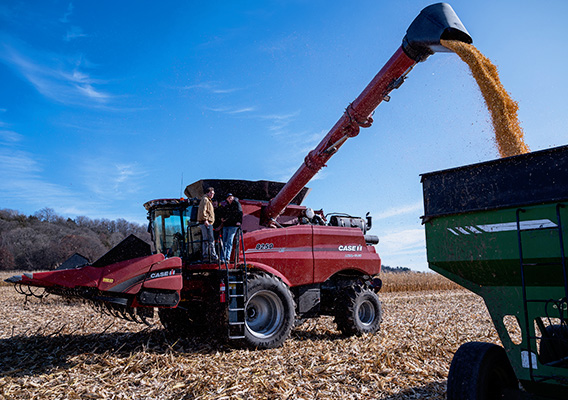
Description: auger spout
xmin=263 ymin=3 xmax=471 ymax=224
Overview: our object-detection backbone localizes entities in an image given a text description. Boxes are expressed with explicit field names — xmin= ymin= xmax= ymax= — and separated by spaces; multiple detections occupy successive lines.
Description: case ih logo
xmin=338 ymin=245 xmax=363 ymax=252
xmin=149 ymin=269 xmax=176 ymax=279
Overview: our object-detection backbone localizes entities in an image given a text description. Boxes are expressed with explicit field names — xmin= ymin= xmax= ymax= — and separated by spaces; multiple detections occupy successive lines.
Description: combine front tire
xmin=243 ymin=273 xmax=295 ymax=349
xmin=334 ymin=284 xmax=382 ymax=336
xmin=447 ymin=341 xmax=518 ymax=400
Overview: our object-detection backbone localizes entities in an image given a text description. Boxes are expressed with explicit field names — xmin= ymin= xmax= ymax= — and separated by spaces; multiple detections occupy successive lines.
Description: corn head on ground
xmin=0 ymin=272 xmax=497 ymax=399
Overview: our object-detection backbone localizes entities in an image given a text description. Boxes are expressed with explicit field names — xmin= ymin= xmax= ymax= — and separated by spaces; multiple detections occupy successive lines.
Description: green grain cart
xmin=421 ymin=145 xmax=568 ymax=399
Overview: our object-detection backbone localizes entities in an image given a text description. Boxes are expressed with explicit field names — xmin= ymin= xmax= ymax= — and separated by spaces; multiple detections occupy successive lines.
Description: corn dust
xmin=441 ymin=39 xmax=530 ymax=158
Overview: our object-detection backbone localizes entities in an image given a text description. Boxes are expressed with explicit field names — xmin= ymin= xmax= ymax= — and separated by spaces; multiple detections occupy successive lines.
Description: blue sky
xmin=1 ymin=1 xmax=567 ymax=271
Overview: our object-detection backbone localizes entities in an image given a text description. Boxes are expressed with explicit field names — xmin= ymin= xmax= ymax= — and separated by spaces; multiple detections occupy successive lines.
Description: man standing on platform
xmin=197 ymin=187 xmax=218 ymax=262
xmin=221 ymin=193 xmax=242 ymax=262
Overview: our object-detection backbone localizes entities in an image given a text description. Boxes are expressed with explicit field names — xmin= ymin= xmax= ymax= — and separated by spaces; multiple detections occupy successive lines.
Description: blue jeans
xmin=222 ymin=226 xmax=239 ymax=262
xmin=200 ymin=224 xmax=218 ymax=261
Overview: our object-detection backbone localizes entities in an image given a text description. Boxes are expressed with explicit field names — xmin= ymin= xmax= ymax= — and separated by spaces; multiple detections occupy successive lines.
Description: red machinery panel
xmin=312 ymin=226 xmax=381 ymax=283
xmin=244 ymin=225 xmax=314 ymax=286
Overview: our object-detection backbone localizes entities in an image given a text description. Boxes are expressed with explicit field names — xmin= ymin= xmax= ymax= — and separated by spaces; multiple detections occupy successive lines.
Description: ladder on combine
xmin=219 ymin=228 xmax=248 ymax=340
xmin=516 ymin=203 xmax=568 ymax=381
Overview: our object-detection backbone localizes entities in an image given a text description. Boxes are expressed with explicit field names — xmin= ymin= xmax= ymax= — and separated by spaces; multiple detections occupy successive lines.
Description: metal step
xmin=226 ymin=268 xmax=246 ymax=340
xmin=225 ymin=229 xmax=249 ymax=341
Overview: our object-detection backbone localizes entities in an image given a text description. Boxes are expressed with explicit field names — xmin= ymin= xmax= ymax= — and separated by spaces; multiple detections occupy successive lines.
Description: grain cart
xmin=6 ymin=3 xmax=472 ymax=349
xmin=422 ymin=145 xmax=568 ymax=399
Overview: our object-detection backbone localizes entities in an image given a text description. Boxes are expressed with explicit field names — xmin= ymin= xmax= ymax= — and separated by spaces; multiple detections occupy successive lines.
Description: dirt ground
xmin=0 ymin=280 xmax=498 ymax=399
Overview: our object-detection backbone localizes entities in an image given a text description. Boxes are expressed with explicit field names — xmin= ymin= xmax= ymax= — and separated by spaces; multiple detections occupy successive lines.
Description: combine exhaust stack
xmin=264 ymin=2 xmax=471 ymax=224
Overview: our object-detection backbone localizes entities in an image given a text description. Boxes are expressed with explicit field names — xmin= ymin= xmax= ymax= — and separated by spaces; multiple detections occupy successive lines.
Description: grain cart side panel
xmin=422 ymin=145 xmax=568 ymax=398
xmin=422 ymin=145 xmax=568 ymax=290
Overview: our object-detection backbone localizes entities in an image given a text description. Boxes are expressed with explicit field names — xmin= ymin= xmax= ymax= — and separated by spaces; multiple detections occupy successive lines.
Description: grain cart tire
xmin=334 ymin=283 xmax=382 ymax=336
xmin=447 ymin=342 xmax=518 ymax=400
xmin=539 ymin=324 xmax=568 ymax=365
xmin=243 ymin=273 xmax=295 ymax=349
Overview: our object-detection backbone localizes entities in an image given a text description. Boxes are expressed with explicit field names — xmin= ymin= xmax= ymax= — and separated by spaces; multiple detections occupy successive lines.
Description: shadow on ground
xmin=0 ymin=328 xmax=224 ymax=377
xmin=1 ymin=321 xmax=346 ymax=377
xmin=381 ymin=382 xmax=447 ymax=399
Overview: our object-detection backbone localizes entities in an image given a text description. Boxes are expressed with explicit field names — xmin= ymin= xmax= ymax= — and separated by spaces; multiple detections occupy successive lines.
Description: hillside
xmin=0 ymin=208 xmax=150 ymax=271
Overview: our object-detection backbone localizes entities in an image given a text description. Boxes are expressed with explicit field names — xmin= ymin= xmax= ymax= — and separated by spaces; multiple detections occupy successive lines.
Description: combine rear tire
xmin=334 ymin=284 xmax=382 ymax=336
xmin=447 ymin=341 xmax=518 ymax=400
xmin=244 ymin=273 xmax=295 ymax=349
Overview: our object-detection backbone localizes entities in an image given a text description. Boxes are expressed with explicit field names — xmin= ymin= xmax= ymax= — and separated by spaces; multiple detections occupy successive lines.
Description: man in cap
xmin=220 ymin=193 xmax=243 ymax=262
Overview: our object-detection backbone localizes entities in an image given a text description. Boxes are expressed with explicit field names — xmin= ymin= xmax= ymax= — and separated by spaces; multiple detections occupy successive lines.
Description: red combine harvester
xmin=6 ymin=3 xmax=471 ymax=349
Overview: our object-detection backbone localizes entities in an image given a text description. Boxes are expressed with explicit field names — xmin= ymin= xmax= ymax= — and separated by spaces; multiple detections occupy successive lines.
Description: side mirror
xmin=365 ymin=212 xmax=373 ymax=232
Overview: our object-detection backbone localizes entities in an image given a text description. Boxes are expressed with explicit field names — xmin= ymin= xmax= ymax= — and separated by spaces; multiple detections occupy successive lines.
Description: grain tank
xmin=423 ymin=145 xmax=568 ymax=399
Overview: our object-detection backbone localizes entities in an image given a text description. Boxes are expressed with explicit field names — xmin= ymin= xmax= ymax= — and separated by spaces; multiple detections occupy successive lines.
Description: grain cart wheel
xmin=334 ymin=283 xmax=382 ymax=336
xmin=447 ymin=342 xmax=518 ymax=400
xmin=539 ymin=324 xmax=568 ymax=365
xmin=243 ymin=273 xmax=295 ymax=349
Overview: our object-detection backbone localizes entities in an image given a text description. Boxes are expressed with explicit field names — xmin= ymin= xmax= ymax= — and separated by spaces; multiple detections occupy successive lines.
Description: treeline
xmin=381 ymin=265 xmax=412 ymax=273
xmin=0 ymin=208 xmax=151 ymax=271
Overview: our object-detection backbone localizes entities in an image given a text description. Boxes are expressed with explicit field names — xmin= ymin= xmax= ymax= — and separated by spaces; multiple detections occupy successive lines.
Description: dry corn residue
xmin=441 ymin=39 xmax=530 ymax=158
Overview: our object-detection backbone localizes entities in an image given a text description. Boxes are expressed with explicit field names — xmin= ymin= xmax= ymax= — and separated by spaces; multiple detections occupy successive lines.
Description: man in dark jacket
xmin=221 ymin=193 xmax=243 ymax=262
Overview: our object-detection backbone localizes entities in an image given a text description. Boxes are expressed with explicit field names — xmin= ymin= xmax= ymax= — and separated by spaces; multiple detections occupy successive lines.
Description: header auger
xmin=6 ymin=3 xmax=471 ymax=349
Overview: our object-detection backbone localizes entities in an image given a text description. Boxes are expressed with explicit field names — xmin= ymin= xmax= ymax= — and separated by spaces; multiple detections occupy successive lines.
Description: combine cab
xmin=6 ymin=3 xmax=472 ymax=349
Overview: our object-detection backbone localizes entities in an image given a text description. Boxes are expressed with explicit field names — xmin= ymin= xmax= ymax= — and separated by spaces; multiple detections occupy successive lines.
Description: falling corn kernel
xmin=441 ymin=39 xmax=530 ymax=158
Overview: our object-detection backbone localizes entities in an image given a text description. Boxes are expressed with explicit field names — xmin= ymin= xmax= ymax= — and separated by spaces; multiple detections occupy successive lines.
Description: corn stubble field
xmin=0 ymin=272 xmax=498 ymax=399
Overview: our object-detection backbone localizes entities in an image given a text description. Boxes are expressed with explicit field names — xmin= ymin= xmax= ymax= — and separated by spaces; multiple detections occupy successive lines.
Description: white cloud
xmin=377 ymin=227 xmax=428 ymax=271
xmin=81 ymin=159 xmax=148 ymax=200
xmin=0 ymin=128 xmax=147 ymax=220
xmin=0 ymin=38 xmax=112 ymax=107
xmin=64 ymin=26 xmax=89 ymax=42
xmin=228 ymin=106 xmax=256 ymax=114
xmin=261 ymin=112 xmax=299 ymax=135
xmin=379 ymin=228 xmax=425 ymax=256
xmin=0 ymin=130 xmax=24 ymax=143
xmin=0 ymin=147 xmax=94 ymax=214
xmin=374 ymin=202 xmax=423 ymax=220
xmin=182 ymin=82 xmax=241 ymax=94
xmin=59 ymin=2 xmax=74 ymax=23
xmin=205 ymin=105 xmax=256 ymax=115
